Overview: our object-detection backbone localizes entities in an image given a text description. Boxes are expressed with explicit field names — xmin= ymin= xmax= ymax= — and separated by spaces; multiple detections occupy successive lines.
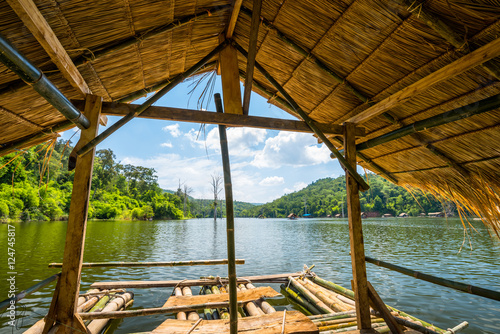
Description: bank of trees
xmin=0 ymin=140 xmax=184 ymax=222
xmin=240 ymin=175 xmax=444 ymax=218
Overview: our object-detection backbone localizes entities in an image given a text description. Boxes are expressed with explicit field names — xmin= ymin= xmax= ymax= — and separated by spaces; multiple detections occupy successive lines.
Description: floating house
xmin=1 ymin=0 xmax=499 ymax=333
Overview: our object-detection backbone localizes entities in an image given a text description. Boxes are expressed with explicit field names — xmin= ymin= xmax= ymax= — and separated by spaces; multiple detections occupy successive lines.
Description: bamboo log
xmin=237 ymin=284 xmax=264 ymax=316
xmin=182 ymin=287 xmax=200 ymax=321
xmin=49 ymin=259 xmax=245 ymax=268
xmin=318 ymin=318 xmax=385 ymax=331
xmin=319 ymin=322 xmax=387 ymax=333
xmin=220 ymin=285 xmax=243 ymax=318
xmin=211 ymin=286 xmax=230 ymax=319
xmin=201 ymin=286 xmax=218 ymax=320
xmin=308 ymin=311 xmax=357 ymax=320
xmin=246 ymin=283 xmax=276 ymax=314
xmin=87 ymin=292 xmax=133 ymax=334
xmin=365 ymin=256 xmax=500 ymax=302
xmin=216 ymin=92 xmax=238 ymax=334
xmin=312 ymin=276 xmax=446 ymax=333
xmin=288 ymin=277 xmax=334 ymax=314
xmin=300 ymin=279 xmax=352 ymax=312
xmin=174 ymin=287 xmax=187 ymax=320
xmin=308 ymin=281 xmax=355 ymax=309
xmin=280 ymin=285 xmax=318 ymax=316
xmin=76 ymin=296 xmax=99 ymax=313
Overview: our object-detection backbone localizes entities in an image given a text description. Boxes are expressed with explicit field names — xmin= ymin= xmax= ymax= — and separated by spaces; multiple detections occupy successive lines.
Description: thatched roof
xmin=0 ymin=0 xmax=499 ymax=235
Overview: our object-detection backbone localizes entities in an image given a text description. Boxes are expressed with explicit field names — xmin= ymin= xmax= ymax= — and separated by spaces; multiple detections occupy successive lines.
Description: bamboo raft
xmin=23 ymin=266 xmax=468 ymax=334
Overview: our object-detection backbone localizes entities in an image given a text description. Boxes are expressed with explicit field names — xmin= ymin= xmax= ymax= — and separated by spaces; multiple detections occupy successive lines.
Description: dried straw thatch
xmin=0 ymin=0 xmax=499 ymax=236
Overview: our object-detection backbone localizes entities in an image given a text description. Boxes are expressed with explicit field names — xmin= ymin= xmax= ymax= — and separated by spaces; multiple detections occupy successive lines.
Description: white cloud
xmin=283 ymin=182 xmax=308 ymax=194
xmin=160 ymin=142 xmax=173 ymax=148
xmin=187 ymin=126 xmax=267 ymax=157
xmin=259 ymin=176 xmax=284 ymax=186
xmin=162 ymin=123 xmax=182 ymax=137
xmin=251 ymin=132 xmax=330 ymax=168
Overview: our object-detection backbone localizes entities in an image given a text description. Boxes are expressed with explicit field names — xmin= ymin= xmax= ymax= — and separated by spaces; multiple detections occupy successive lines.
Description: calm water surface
xmin=0 ymin=218 xmax=499 ymax=333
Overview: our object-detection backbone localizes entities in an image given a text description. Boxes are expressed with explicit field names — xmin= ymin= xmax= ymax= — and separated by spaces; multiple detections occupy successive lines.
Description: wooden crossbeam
xmin=6 ymin=0 xmax=107 ymax=126
xmin=347 ymin=36 xmax=500 ymax=124
xmin=226 ymin=0 xmax=243 ymax=38
xmin=71 ymin=100 xmax=365 ymax=136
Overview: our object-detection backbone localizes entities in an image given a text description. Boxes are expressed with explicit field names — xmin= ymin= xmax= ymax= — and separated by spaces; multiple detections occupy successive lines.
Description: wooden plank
xmin=90 ymin=272 xmax=303 ymax=289
xmin=219 ymin=35 xmax=243 ymax=114
xmin=163 ymin=286 xmax=280 ymax=308
xmin=152 ymin=311 xmax=318 ymax=334
xmin=71 ymin=100 xmax=365 ymax=136
xmin=347 ymin=36 xmax=500 ymax=124
xmin=226 ymin=0 xmax=243 ymax=38
xmin=49 ymin=259 xmax=245 ymax=268
xmin=53 ymin=95 xmax=102 ymax=334
xmin=367 ymin=282 xmax=403 ymax=334
xmin=344 ymin=123 xmax=371 ymax=330
xmin=242 ymin=0 xmax=262 ymax=115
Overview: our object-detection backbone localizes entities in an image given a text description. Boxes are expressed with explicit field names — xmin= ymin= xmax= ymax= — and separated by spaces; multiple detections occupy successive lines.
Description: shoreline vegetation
xmin=1 ymin=140 xmax=450 ymax=224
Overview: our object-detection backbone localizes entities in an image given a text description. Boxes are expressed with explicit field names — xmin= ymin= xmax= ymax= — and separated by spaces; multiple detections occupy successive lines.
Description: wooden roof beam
xmin=226 ymin=0 xmax=243 ymax=38
xmin=242 ymin=0 xmax=262 ymax=115
xmin=70 ymin=100 xmax=365 ymax=137
xmin=347 ymin=36 xmax=500 ymax=124
xmin=6 ymin=0 xmax=107 ymax=126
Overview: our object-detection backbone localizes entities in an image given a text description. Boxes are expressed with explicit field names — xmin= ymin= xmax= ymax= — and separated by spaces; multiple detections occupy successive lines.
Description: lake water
xmin=1 ymin=218 xmax=499 ymax=333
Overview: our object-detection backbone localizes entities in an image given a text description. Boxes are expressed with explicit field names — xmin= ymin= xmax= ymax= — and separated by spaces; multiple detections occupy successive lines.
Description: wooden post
xmin=53 ymin=95 xmax=102 ymax=334
xmin=219 ymin=35 xmax=243 ymax=115
xmin=343 ymin=122 xmax=371 ymax=331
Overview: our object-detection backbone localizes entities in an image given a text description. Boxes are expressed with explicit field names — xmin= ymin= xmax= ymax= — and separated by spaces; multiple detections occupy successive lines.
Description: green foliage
xmin=243 ymin=174 xmax=444 ymax=218
xmin=0 ymin=140 xmax=185 ymax=222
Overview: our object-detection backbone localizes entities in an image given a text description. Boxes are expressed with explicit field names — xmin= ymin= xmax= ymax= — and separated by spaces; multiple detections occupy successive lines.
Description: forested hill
xmin=240 ymin=174 xmax=446 ymax=218
xmin=0 ymin=140 xmax=186 ymax=222
xmin=1 ymin=139 xmax=446 ymax=222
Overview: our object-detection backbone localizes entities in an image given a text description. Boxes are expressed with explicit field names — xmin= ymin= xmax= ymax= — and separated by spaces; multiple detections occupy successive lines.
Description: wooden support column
xmin=343 ymin=122 xmax=371 ymax=331
xmin=219 ymin=36 xmax=243 ymax=115
xmin=53 ymin=95 xmax=102 ymax=334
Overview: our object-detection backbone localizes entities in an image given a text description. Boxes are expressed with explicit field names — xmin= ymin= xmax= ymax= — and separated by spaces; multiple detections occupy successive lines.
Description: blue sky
xmin=62 ymin=75 xmax=346 ymax=203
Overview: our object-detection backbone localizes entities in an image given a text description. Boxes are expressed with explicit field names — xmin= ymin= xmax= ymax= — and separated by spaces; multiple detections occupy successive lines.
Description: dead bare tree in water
xmin=210 ymin=174 xmax=222 ymax=222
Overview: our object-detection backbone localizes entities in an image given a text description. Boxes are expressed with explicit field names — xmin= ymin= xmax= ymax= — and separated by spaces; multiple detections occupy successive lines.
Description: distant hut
xmin=382 ymin=213 xmax=394 ymax=218
xmin=287 ymin=213 xmax=297 ymax=220
xmin=398 ymin=212 xmax=409 ymax=217
xmin=420 ymin=213 xmax=426 ymax=217
xmin=334 ymin=214 xmax=342 ymax=218
xmin=429 ymin=212 xmax=444 ymax=217
xmin=361 ymin=212 xmax=367 ymax=218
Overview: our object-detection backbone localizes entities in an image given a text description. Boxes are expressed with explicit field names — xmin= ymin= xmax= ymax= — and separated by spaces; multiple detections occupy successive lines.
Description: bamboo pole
xmin=76 ymin=41 xmax=230 ymax=157
xmin=215 ymin=92 xmax=238 ymax=334
xmin=301 ymin=279 xmax=352 ymax=312
xmin=87 ymin=292 xmax=133 ymax=334
xmin=234 ymin=42 xmax=369 ymax=191
xmin=91 ymin=272 xmax=302 ymax=289
xmin=280 ymin=284 xmax=321 ymax=315
xmin=318 ymin=318 xmax=385 ymax=331
xmin=0 ymin=273 xmax=60 ymax=312
xmin=49 ymin=259 xmax=245 ymax=268
xmin=365 ymin=256 xmax=500 ymax=302
xmin=288 ymin=277 xmax=335 ymax=314
xmin=311 ymin=276 xmax=446 ymax=333
xmin=308 ymin=311 xmax=357 ymax=320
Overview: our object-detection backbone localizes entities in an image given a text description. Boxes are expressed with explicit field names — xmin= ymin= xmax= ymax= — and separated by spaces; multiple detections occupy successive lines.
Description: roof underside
xmin=0 ymin=0 xmax=499 ymax=234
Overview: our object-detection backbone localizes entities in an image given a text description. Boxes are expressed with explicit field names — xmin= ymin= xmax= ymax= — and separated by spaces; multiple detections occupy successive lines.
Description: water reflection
xmin=0 ymin=218 xmax=498 ymax=333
